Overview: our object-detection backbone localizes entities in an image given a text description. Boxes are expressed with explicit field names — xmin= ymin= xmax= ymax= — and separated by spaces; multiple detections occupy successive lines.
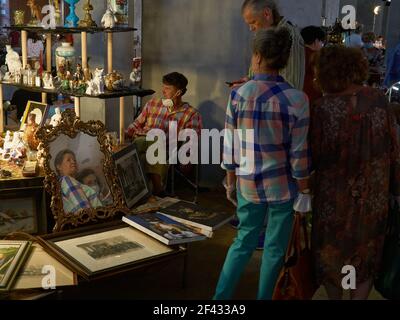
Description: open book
xmin=122 ymin=213 xmax=207 ymax=246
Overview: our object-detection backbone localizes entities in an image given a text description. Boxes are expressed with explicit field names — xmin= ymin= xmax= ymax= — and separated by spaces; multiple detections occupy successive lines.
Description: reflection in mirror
xmin=50 ymin=133 xmax=114 ymax=215
xmin=36 ymin=109 xmax=126 ymax=232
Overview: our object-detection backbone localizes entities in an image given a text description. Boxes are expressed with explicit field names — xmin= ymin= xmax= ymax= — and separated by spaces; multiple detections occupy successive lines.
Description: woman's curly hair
xmin=314 ymin=46 xmax=369 ymax=94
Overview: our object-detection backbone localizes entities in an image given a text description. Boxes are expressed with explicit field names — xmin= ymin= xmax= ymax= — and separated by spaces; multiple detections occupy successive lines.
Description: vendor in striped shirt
xmin=126 ymin=72 xmax=202 ymax=196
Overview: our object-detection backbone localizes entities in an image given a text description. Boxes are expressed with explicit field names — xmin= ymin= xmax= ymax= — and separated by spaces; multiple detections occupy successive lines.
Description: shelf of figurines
xmin=0 ymin=80 xmax=155 ymax=99
xmin=3 ymin=25 xmax=137 ymax=35
xmin=0 ymin=129 xmax=44 ymax=187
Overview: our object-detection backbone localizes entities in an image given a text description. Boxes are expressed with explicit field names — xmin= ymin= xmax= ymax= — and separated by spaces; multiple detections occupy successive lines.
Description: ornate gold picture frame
xmin=36 ymin=109 xmax=127 ymax=232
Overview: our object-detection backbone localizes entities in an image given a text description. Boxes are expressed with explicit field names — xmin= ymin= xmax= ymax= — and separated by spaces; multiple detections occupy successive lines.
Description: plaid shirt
xmin=127 ymin=99 xmax=202 ymax=137
xmin=222 ymin=74 xmax=311 ymax=204
xmin=61 ymin=176 xmax=103 ymax=214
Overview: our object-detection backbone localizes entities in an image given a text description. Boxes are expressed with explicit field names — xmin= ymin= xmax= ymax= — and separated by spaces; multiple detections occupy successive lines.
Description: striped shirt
xmin=61 ymin=176 xmax=103 ymax=214
xmin=278 ymin=19 xmax=305 ymax=90
xmin=222 ymin=74 xmax=311 ymax=204
xmin=126 ymin=98 xmax=202 ymax=138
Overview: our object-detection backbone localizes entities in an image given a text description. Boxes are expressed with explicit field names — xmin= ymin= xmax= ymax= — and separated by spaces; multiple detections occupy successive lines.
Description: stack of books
xmin=122 ymin=200 xmax=234 ymax=246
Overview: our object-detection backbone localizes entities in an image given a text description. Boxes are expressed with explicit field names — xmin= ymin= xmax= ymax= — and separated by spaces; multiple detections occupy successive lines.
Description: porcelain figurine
xmin=86 ymin=68 xmax=105 ymax=95
xmin=105 ymin=70 xmax=123 ymax=91
xmin=42 ymin=71 xmax=55 ymax=89
xmin=50 ymin=107 xmax=62 ymax=127
xmin=23 ymin=113 xmax=40 ymax=150
xmin=26 ymin=0 xmax=42 ymax=26
xmin=101 ymin=8 xmax=117 ymax=29
xmin=5 ymin=45 xmax=22 ymax=76
xmin=11 ymin=131 xmax=26 ymax=151
xmin=3 ymin=131 xmax=13 ymax=151
xmin=73 ymin=63 xmax=84 ymax=82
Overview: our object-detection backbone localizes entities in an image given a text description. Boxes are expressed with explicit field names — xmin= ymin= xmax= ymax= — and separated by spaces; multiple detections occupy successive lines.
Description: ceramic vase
xmin=64 ymin=0 xmax=81 ymax=27
xmin=55 ymin=42 xmax=76 ymax=74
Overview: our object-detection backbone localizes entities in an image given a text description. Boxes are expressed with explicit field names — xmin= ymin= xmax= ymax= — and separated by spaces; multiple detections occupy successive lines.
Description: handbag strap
xmin=284 ymin=213 xmax=310 ymax=262
xmin=301 ymin=215 xmax=310 ymax=250
xmin=284 ymin=213 xmax=301 ymax=260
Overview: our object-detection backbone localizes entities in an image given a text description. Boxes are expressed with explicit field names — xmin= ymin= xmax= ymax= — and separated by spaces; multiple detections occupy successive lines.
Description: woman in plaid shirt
xmin=214 ymin=28 xmax=311 ymax=300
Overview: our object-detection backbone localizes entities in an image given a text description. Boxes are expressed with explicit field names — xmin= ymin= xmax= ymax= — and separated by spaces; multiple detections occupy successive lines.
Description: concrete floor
xmin=57 ymin=186 xmax=385 ymax=300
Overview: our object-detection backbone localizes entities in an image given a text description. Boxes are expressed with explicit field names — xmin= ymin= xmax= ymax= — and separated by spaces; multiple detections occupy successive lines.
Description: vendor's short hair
xmin=301 ymin=26 xmax=326 ymax=45
xmin=314 ymin=46 xmax=368 ymax=94
xmin=162 ymin=72 xmax=188 ymax=96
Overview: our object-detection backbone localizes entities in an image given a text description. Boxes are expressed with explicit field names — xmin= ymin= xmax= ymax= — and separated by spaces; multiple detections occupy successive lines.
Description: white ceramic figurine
xmin=101 ymin=8 xmax=117 ymax=29
xmin=5 ymin=45 xmax=22 ymax=75
xmin=86 ymin=68 xmax=105 ymax=95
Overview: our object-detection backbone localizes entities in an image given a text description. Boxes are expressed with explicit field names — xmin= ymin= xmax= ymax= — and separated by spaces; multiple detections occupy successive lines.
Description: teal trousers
xmin=214 ymin=192 xmax=294 ymax=300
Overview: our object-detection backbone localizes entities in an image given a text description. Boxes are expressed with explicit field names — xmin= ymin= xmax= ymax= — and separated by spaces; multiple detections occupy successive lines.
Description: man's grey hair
xmin=242 ymin=0 xmax=281 ymax=25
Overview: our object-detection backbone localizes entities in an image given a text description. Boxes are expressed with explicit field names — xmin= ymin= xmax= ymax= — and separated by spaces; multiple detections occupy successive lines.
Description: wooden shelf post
xmin=21 ymin=30 xmax=28 ymax=68
xmin=42 ymin=33 xmax=52 ymax=104
xmin=81 ymin=32 xmax=88 ymax=70
xmin=74 ymin=97 xmax=80 ymax=118
xmin=107 ymin=33 xmax=113 ymax=74
xmin=46 ymin=33 xmax=52 ymax=72
xmin=120 ymin=97 xmax=125 ymax=145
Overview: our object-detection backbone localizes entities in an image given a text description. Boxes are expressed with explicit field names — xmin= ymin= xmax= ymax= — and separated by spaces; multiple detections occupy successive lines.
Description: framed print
xmin=0 ymin=189 xmax=47 ymax=237
xmin=41 ymin=103 xmax=75 ymax=127
xmin=38 ymin=221 xmax=186 ymax=280
xmin=36 ymin=110 xmax=127 ymax=232
xmin=20 ymin=101 xmax=48 ymax=131
xmin=112 ymin=143 xmax=150 ymax=209
xmin=0 ymin=241 xmax=32 ymax=291
xmin=13 ymin=243 xmax=77 ymax=290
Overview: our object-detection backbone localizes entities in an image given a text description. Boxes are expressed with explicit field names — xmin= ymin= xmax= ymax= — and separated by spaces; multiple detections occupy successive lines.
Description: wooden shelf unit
xmin=1 ymin=25 xmax=152 ymax=145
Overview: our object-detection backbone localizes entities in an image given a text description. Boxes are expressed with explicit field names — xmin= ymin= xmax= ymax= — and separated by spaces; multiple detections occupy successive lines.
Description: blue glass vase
xmin=64 ymin=0 xmax=81 ymax=28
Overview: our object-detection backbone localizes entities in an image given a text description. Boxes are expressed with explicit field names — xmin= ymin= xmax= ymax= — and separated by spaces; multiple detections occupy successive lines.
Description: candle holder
xmin=79 ymin=0 xmax=97 ymax=27
xmin=13 ymin=10 xmax=25 ymax=26
xmin=64 ymin=0 xmax=81 ymax=28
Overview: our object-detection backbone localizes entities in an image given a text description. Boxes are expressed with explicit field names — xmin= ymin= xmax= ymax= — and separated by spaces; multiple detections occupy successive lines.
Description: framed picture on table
xmin=20 ymin=101 xmax=48 ymax=131
xmin=0 ymin=240 xmax=32 ymax=291
xmin=0 ymin=189 xmax=47 ymax=238
xmin=38 ymin=221 xmax=185 ymax=280
xmin=112 ymin=143 xmax=150 ymax=209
